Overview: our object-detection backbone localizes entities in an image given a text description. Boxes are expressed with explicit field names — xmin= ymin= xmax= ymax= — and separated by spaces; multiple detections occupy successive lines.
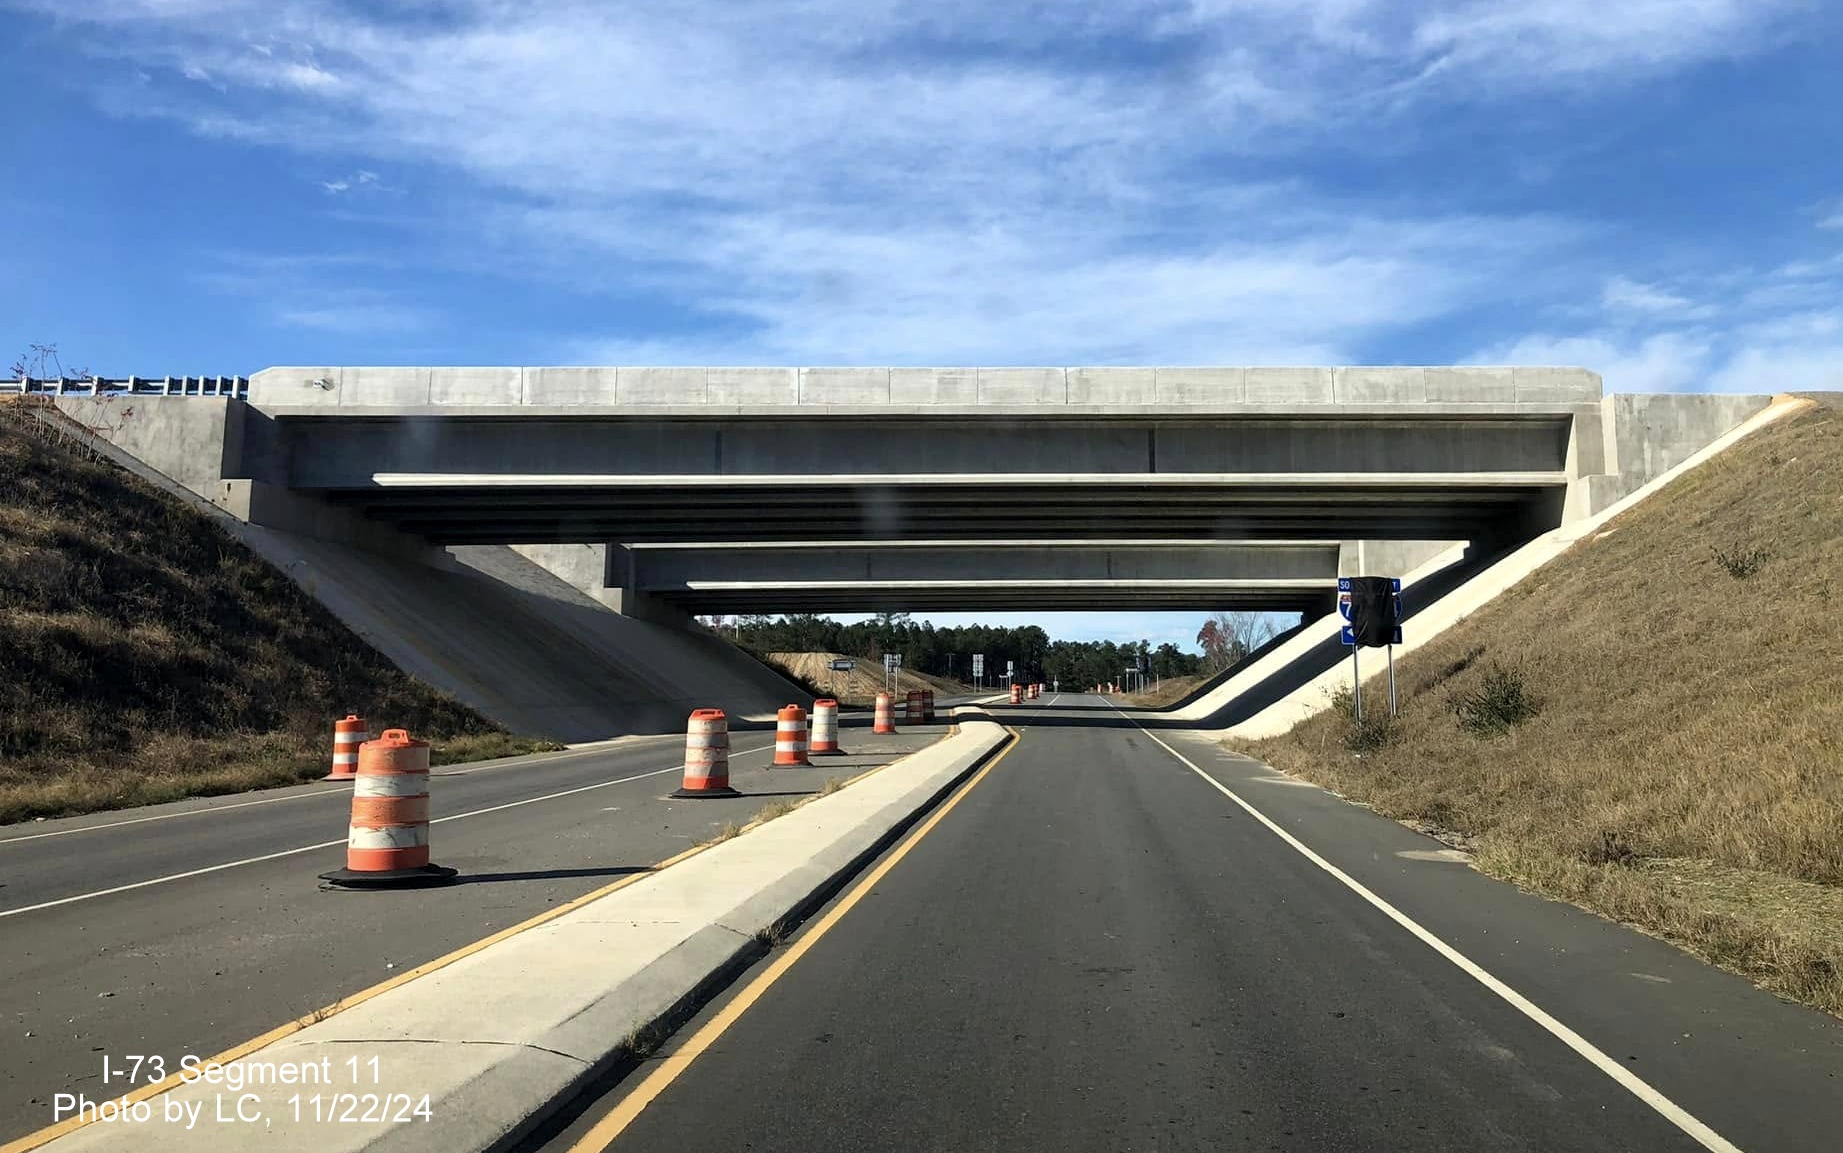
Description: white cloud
xmin=1601 ymin=276 xmax=1706 ymax=318
xmin=13 ymin=0 xmax=1829 ymax=369
xmin=1474 ymin=252 xmax=1843 ymax=394
xmin=188 ymin=251 xmax=434 ymax=337
xmin=1410 ymin=0 xmax=1802 ymax=78
xmin=273 ymin=299 xmax=434 ymax=336
xmin=278 ymin=60 xmax=338 ymax=91
xmin=319 ymin=169 xmax=382 ymax=196
xmin=1480 ymin=332 xmax=1713 ymax=393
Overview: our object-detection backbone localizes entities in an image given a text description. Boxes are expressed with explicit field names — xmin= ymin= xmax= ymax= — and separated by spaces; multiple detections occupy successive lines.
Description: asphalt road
xmin=551 ymin=692 xmax=1843 ymax=1153
xmin=0 ymin=712 xmax=961 ymax=1145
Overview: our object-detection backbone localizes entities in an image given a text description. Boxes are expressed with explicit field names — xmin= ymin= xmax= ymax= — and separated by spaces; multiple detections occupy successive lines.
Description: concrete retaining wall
xmin=1168 ymin=395 xmax=1813 ymax=738
xmin=38 ymin=398 xmax=805 ymax=742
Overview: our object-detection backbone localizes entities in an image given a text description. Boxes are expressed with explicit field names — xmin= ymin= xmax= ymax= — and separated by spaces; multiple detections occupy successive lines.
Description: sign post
xmin=1006 ymin=659 xmax=1015 ymax=686
xmin=972 ymin=653 xmax=985 ymax=691
xmin=829 ymin=657 xmax=854 ymax=700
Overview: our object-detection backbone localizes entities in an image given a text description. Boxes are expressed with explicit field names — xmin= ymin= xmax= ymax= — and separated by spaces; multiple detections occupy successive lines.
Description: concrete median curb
xmin=33 ymin=711 xmax=1010 ymax=1153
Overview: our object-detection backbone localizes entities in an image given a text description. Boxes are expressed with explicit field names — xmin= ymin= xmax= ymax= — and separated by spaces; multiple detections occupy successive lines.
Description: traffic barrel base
xmin=673 ymin=708 xmax=741 ymax=797
xmin=320 ymin=863 xmax=458 ymax=889
xmin=672 ymin=782 xmax=741 ymax=798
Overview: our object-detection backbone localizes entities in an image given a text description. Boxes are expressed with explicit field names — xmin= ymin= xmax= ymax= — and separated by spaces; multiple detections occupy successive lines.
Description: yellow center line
xmin=565 ymin=726 xmax=1021 ymax=1152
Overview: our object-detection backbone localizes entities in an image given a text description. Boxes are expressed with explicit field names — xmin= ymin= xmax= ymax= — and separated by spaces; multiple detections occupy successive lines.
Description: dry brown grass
xmin=1243 ymin=399 xmax=1843 ymax=1017
xmin=763 ymin=651 xmax=963 ymax=708
xmin=0 ymin=402 xmax=556 ymax=823
xmin=752 ymin=798 xmax=799 ymax=823
xmin=1125 ymin=674 xmax=1206 ymax=708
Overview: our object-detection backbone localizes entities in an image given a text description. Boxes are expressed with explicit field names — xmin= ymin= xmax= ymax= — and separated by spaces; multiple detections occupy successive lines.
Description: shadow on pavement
xmin=454 ymin=866 xmax=652 ymax=885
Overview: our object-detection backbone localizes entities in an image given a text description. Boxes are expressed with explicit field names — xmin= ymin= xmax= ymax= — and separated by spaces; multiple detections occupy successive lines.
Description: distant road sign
xmin=972 ymin=654 xmax=985 ymax=675
xmin=1006 ymin=660 xmax=1015 ymax=675
xmin=883 ymin=653 xmax=902 ymax=669
xmin=830 ymin=659 xmax=855 ymax=672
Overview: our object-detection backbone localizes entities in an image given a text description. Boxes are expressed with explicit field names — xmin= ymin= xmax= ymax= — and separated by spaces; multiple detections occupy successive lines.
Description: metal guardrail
xmin=0 ymin=375 xmax=250 ymax=399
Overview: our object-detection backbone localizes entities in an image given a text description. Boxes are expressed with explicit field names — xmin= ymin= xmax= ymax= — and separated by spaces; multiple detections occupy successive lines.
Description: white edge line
xmin=0 ymin=740 xmax=676 ymax=847
xmin=1123 ymin=716 xmax=1744 ymax=1153
xmin=0 ymin=789 xmax=352 ymax=845
xmin=0 ymin=744 xmax=774 ymax=920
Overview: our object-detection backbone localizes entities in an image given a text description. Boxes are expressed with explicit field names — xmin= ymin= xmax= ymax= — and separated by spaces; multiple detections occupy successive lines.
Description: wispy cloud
xmin=1601 ymin=276 xmax=1706 ymax=319
xmin=319 ymin=169 xmax=384 ymax=195
xmin=1473 ymin=255 xmax=1843 ymax=393
xmin=10 ymin=0 xmax=1831 ymax=373
xmin=189 ymin=250 xmax=435 ymax=337
xmin=272 ymin=298 xmax=436 ymax=336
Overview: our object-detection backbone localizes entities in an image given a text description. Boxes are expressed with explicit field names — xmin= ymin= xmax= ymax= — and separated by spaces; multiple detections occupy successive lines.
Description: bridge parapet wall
xmin=247 ymin=365 xmax=1605 ymax=412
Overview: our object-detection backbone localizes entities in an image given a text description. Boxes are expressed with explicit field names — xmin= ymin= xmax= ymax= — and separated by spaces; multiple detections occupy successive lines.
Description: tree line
xmin=699 ymin=611 xmax=1289 ymax=688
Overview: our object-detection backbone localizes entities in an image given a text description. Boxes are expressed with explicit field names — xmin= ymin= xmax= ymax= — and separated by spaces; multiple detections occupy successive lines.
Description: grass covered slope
xmin=1126 ymin=674 xmax=1206 ymax=707
xmin=762 ymin=651 xmax=970 ymax=707
xmin=0 ymin=402 xmax=556 ymax=823
xmin=1243 ymin=397 xmax=1843 ymax=1016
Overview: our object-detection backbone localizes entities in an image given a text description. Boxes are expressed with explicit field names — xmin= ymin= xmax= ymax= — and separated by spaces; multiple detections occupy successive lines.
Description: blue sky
xmin=6 ymin=0 xmax=1843 ymax=651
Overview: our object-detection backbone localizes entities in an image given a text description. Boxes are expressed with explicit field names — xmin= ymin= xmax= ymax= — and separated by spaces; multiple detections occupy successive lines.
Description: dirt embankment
xmin=0 ymin=400 xmax=558 ymax=824
xmin=763 ymin=652 xmax=973 ymax=708
xmin=1242 ymin=397 xmax=1843 ymax=1017
xmin=1125 ymin=674 xmax=1206 ymax=708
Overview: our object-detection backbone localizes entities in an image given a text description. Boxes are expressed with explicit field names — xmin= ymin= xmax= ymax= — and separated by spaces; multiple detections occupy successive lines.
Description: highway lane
xmin=0 ymin=735 xmax=688 ymax=916
xmin=0 ymin=704 xmax=981 ymax=916
xmin=0 ymin=718 xmax=954 ymax=1144
xmin=549 ymin=693 xmax=1843 ymax=1153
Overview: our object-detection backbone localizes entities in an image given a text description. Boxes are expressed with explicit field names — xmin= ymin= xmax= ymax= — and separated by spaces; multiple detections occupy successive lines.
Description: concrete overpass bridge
xmin=15 ymin=364 xmax=1773 ymax=737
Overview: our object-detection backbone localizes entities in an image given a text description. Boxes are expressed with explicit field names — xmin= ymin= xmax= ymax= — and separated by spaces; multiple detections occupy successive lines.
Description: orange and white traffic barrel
xmin=811 ymin=699 xmax=843 ymax=754
xmin=1009 ymin=683 xmax=1022 ymax=705
xmin=319 ymin=729 xmax=455 ymax=888
xmin=773 ymin=704 xmax=810 ymax=766
xmin=906 ymin=690 xmax=924 ymax=723
xmin=922 ymin=690 xmax=936 ymax=722
xmin=873 ymin=692 xmax=896 ymax=733
xmin=324 ymin=713 xmax=370 ymax=780
xmin=673 ymin=709 xmax=739 ymax=797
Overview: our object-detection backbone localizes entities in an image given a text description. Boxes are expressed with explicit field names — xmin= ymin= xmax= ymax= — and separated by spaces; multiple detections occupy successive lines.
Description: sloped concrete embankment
xmin=1142 ymin=394 xmax=1813 ymax=736
xmin=32 ymin=398 xmax=805 ymax=742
